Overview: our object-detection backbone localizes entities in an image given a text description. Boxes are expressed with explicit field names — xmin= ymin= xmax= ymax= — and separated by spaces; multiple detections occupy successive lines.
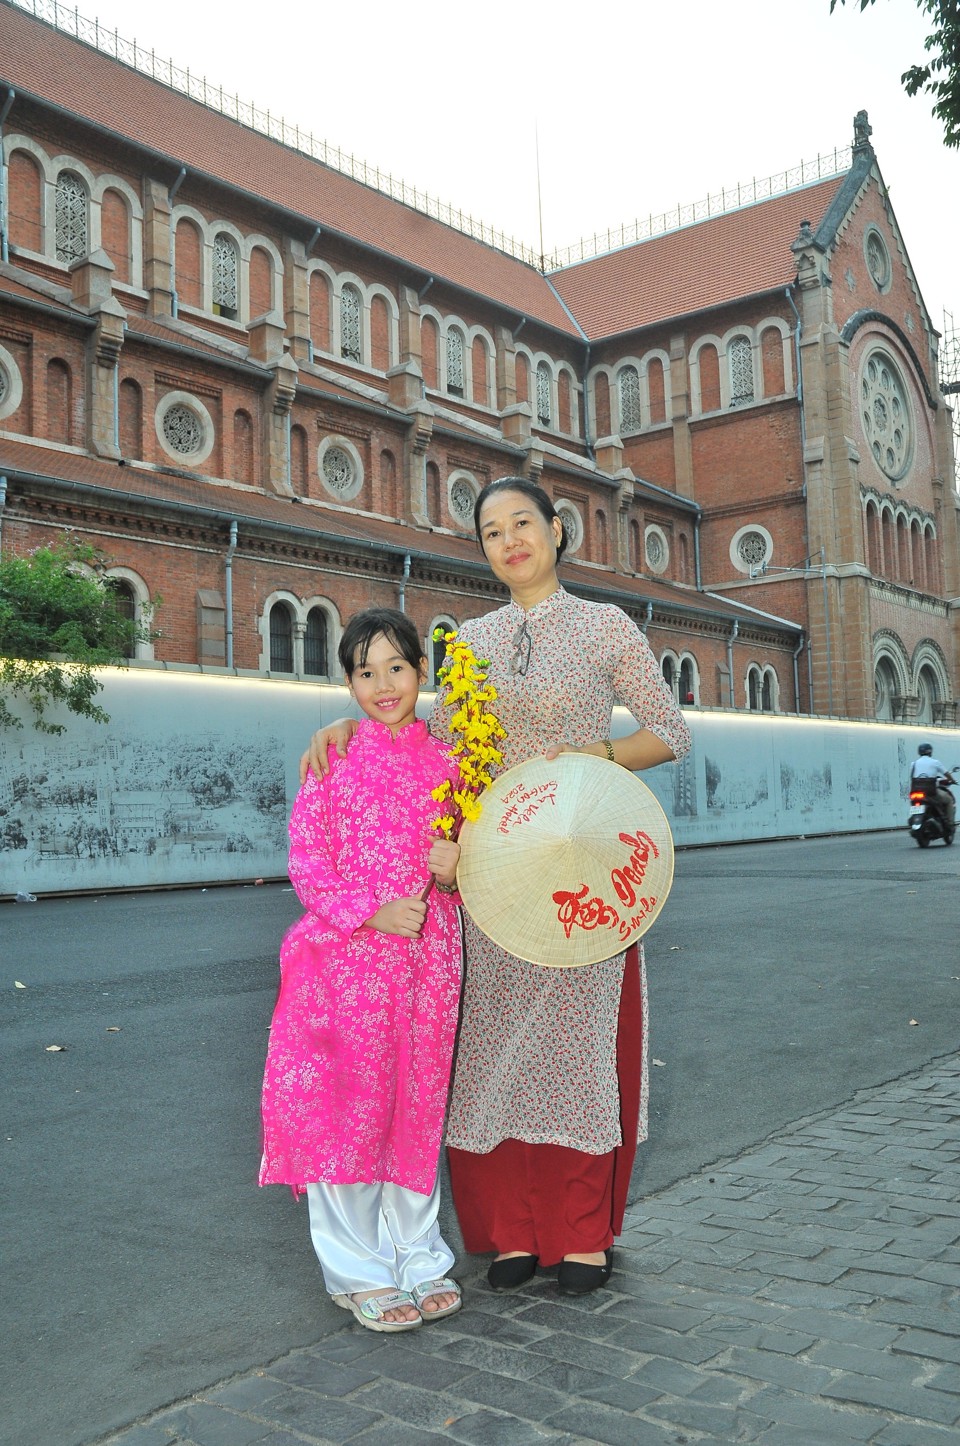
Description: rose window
xmin=0 ymin=366 xmax=7 ymax=406
xmin=645 ymin=531 xmax=664 ymax=568
xmin=557 ymin=506 xmax=581 ymax=552
xmin=865 ymin=232 xmax=890 ymax=291
xmin=737 ymin=531 xmax=768 ymax=569
xmin=861 ymin=351 xmax=911 ymax=482
xmin=450 ymin=479 xmax=475 ymax=526
xmin=162 ymin=403 xmax=204 ymax=455
xmin=322 ymin=445 xmax=355 ymax=495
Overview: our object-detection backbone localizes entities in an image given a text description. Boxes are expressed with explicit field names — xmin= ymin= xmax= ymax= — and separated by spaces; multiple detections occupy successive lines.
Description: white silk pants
xmin=305 ymin=1176 xmax=455 ymax=1296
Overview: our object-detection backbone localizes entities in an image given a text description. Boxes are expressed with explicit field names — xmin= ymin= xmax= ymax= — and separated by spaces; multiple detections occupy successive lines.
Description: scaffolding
xmin=942 ymin=310 xmax=960 ymax=491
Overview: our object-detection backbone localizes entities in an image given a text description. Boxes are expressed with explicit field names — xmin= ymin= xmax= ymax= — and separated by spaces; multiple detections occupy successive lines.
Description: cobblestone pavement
xmin=101 ymin=1056 xmax=960 ymax=1446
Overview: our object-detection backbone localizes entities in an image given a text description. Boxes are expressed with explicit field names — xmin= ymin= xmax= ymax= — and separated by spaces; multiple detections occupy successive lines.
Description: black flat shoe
xmin=557 ymin=1248 xmax=613 ymax=1295
xmin=487 ymin=1254 xmax=538 ymax=1291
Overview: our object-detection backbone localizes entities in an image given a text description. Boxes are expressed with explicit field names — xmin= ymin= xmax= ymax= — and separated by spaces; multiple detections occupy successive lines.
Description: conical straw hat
xmin=457 ymin=752 xmax=674 ymax=967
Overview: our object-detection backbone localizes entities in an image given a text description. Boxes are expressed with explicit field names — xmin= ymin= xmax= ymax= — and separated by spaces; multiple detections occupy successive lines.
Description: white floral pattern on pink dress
xmin=259 ymin=718 xmax=463 ymax=1195
xmin=432 ymin=588 xmax=691 ymax=1156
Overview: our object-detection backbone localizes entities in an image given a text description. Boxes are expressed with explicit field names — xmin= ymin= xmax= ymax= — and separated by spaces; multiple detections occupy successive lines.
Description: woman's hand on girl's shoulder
xmin=299 ymin=718 xmax=358 ymax=782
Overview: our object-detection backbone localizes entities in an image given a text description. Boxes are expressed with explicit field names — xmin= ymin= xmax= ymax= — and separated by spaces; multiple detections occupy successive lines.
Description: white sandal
xmin=332 ymin=1289 xmax=422 ymax=1332
xmin=411 ymin=1277 xmax=462 ymax=1320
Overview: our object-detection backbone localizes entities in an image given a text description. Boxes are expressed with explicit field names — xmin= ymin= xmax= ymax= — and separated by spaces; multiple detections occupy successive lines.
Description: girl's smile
xmin=347 ymin=632 xmax=426 ymax=735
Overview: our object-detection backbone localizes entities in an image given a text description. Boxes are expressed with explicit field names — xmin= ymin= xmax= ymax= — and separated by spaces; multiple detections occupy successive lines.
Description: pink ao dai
xmin=259 ymin=718 xmax=463 ymax=1196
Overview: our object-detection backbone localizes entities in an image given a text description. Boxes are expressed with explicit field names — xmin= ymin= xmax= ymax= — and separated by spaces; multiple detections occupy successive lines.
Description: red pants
xmin=447 ymin=946 xmax=642 ymax=1267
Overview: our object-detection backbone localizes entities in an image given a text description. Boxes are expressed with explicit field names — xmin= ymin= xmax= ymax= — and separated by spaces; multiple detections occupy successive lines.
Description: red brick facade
xmin=0 ymin=8 xmax=956 ymax=722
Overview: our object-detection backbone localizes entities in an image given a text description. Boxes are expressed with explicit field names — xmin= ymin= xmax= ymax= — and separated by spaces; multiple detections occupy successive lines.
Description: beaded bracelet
xmin=602 ymin=738 xmax=616 ymax=763
xmin=435 ymin=879 xmax=458 ymax=895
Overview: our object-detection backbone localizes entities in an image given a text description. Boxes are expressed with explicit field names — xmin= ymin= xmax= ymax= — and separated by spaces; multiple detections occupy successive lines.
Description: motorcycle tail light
xmin=909 ymin=791 xmax=925 ymax=802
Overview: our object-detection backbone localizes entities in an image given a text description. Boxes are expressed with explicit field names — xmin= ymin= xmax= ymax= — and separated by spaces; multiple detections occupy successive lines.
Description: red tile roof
xmin=550 ymin=178 xmax=846 ymax=340
xmin=0 ymin=2 xmax=578 ymax=338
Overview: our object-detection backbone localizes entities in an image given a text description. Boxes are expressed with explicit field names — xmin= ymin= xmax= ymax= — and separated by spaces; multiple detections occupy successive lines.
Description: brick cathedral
xmin=0 ymin=0 xmax=957 ymax=722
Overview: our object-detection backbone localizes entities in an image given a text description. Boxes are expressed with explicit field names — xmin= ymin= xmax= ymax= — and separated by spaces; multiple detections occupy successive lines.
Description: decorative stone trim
xmin=317 ymin=434 xmax=364 ymax=501
xmin=155 ymin=390 xmax=215 ymax=466
xmin=730 ymin=524 xmax=773 ymax=576
xmin=0 ymin=342 xmax=24 ymax=420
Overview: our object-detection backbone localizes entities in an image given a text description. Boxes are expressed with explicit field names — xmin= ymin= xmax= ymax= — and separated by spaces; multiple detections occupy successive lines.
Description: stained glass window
xmin=446 ymin=329 xmax=464 ymax=397
xmin=618 ymin=366 xmax=642 ymax=432
xmin=536 ymin=363 xmax=552 ymax=426
xmin=340 ymin=285 xmax=362 ymax=362
xmin=55 ymin=171 xmax=88 ymax=264
xmin=729 ymin=336 xmax=754 ymax=405
xmin=213 ymin=235 xmax=238 ymax=319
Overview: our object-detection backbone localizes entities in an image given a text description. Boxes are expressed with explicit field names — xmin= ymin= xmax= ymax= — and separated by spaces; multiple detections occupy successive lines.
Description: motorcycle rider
xmin=910 ymin=744 xmax=957 ymax=832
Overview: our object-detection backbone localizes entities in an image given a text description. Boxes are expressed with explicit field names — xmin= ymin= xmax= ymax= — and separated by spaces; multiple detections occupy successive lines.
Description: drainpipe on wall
xmin=727 ymin=619 xmax=739 ymax=708
xmin=0 ymin=88 xmax=16 ymax=264
xmin=641 ymin=601 xmax=653 ymax=635
xmin=418 ymin=276 xmax=434 ymax=303
xmin=398 ymin=552 xmax=411 ymax=613
xmin=793 ymin=632 xmax=805 ymax=714
xmin=0 ymin=474 xmax=7 ymax=551
xmin=224 ymin=520 xmax=238 ymax=668
xmin=693 ymin=512 xmax=703 ymax=591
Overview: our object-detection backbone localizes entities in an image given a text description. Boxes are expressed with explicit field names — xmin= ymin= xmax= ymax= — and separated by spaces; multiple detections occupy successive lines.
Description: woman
xmin=304 ymin=477 xmax=691 ymax=1294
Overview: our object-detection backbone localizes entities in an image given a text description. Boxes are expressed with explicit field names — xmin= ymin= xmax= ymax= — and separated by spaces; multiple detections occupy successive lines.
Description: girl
xmin=260 ymin=607 xmax=463 ymax=1331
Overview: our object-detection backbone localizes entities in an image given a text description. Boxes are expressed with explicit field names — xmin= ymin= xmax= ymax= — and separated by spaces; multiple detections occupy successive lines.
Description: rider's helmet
xmin=918 ymin=743 xmax=933 ymax=756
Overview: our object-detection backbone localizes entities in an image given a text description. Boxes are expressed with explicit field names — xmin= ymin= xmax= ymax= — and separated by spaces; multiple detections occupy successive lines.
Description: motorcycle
xmin=908 ymin=770 xmax=957 ymax=848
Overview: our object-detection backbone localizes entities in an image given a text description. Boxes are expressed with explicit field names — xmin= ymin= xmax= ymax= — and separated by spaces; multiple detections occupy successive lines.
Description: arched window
xmin=340 ymin=284 xmax=362 ymax=363
xmin=446 ymin=328 xmax=465 ymax=397
xmin=916 ymin=664 xmax=939 ymax=724
xmin=748 ymin=665 xmax=762 ymax=711
xmin=55 ymin=171 xmax=88 ymax=264
xmin=679 ymin=656 xmax=697 ymax=704
xmin=429 ymin=617 xmax=457 ymax=685
xmin=536 ymin=362 xmax=552 ymax=426
xmin=924 ymin=527 xmax=939 ymax=594
xmin=106 ymin=579 xmax=137 ymax=659
xmin=618 ymin=366 xmax=642 ymax=432
xmin=379 ymin=448 xmax=398 ymax=516
xmin=515 ymin=353 xmax=530 ymax=406
xmin=212 ymin=234 xmax=239 ymax=319
xmin=647 ymin=357 xmax=666 ymax=424
xmin=119 ymin=378 xmax=142 ymax=460
xmin=233 ymin=409 xmax=254 ymax=486
xmin=729 ymin=336 xmax=754 ymax=405
xmin=248 ymin=245 xmax=273 ymax=320
xmin=101 ymin=188 xmax=131 ymax=285
xmin=595 ymin=509 xmax=608 ymax=566
xmin=290 ymin=423 xmax=309 ymax=496
xmin=46 ymin=358 xmax=72 ymax=444
xmin=426 ymin=461 xmax=442 ymax=523
xmin=8 ymin=151 xmax=42 ymax=252
xmin=309 ymin=271 xmax=331 ymax=355
xmin=174 ymin=218 xmax=202 ymax=309
xmin=472 ymin=336 xmax=489 ymax=406
xmin=629 ymin=518 xmax=641 ymax=572
xmin=269 ymin=602 xmax=294 ymax=673
xmin=421 ymin=316 xmax=439 ymax=390
xmin=874 ymin=656 xmax=899 ymax=720
xmin=303 ymin=608 xmax=329 ymax=677
xmin=662 ymin=656 xmax=676 ymax=695
xmin=748 ymin=665 xmax=777 ymax=711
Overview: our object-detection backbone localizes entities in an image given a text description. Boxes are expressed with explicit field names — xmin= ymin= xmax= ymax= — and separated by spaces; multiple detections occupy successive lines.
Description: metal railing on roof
xmin=545 ymin=152 xmax=854 ymax=271
xmin=12 ymin=0 xmax=851 ymax=275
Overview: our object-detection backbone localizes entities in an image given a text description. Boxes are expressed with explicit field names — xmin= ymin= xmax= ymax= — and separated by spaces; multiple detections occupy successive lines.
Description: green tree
xmin=0 ymin=536 xmax=157 ymax=734
xmin=832 ymin=0 xmax=960 ymax=148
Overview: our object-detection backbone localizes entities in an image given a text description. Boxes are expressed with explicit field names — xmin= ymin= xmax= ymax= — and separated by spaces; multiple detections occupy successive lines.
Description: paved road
xmin=2 ymin=832 xmax=958 ymax=1445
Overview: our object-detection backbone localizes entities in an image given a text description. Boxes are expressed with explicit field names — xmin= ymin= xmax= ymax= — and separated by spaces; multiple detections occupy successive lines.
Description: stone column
xmin=71 ymin=250 xmax=126 ymax=461
xmin=142 ymin=178 xmax=174 ymax=319
xmin=283 ymin=238 xmax=312 ymax=364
